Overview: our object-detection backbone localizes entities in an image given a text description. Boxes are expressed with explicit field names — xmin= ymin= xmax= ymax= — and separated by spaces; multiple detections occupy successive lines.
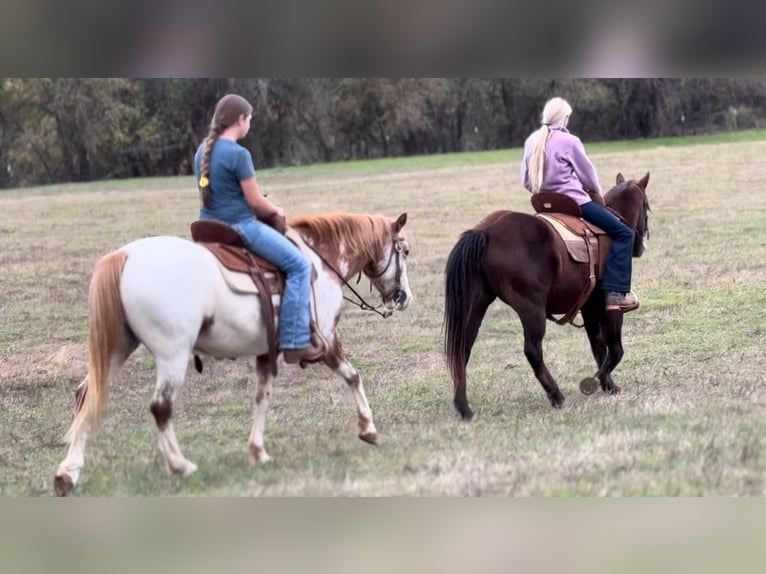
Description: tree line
xmin=1 ymin=78 xmax=764 ymax=189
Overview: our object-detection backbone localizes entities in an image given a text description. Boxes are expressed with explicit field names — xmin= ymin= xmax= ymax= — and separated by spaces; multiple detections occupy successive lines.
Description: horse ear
xmin=637 ymin=172 xmax=650 ymax=189
xmin=616 ymin=173 xmax=625 ymax=184
xmin=394 ymin=213 xmax=407 ymax=231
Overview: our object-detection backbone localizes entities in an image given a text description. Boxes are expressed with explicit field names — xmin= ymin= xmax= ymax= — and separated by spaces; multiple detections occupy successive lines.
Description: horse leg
xmin=325 ymin=346 xmax=378 ymax=445
xmin=452 ymin=288 xmax=495 ymax=420
xmin=580 ymin=298 xmax=620 ymax=395
xmin=519 ymin=307 xmax=565 ymax=408
xmin=594 ymin=311 xmax=625 ymax=394
xmin=248 ymin=355 xmax=274 ymax=463
xmin=150 ymin=354 xmax=197 ymax=476
xmin=54 ymin=337 xmax=138 ymax=496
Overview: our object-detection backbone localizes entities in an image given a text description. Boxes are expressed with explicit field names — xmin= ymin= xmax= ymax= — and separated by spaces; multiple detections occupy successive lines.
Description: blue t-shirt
xmin=194 ymin=139 xmax=256 ymax=224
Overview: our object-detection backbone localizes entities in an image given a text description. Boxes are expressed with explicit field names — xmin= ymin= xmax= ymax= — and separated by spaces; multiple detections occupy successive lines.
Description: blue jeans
xmin=580 ymin=201 xmax=633 ymax=293
xmin=230 ymin=217 xmax=312 ymax=349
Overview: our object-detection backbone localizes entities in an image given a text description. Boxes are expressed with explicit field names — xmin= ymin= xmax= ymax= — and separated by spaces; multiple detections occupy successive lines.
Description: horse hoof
xmin=580 ymin=377 xmax=600 ymax=395
xmin=54 ymin=474 xmax=74 ymax=497
xmin=603 ymin=383 xmax=621 ymax=395
xmin=249 ymin=445 xmax=272 ymax=463
xmin=549 ymin=394 xmax=565 ymax=408
xmin=170 ymin=460 xmax=198 ymax=477
xmin=454 ymin=399 xmax=474 ymax=421
xmin=359 ymin=432 xmax=378 ymax=445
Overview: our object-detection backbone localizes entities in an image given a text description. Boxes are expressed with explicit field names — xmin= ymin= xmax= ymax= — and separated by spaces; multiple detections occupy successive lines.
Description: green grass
xmin=1 ymin=131 xmax=764 ymax=496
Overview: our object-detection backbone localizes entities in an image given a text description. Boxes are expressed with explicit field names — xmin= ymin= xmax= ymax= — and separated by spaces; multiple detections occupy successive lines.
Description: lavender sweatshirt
xmin=520 ymin=124 xmax=602 ymax=205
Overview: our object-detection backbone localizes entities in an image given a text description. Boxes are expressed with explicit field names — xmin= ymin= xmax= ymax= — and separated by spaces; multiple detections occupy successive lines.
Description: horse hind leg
xmin=452 ymin=288 xmax=495 ymax=421
xmin=150 ymin=354 xmax=197 ymax=476
xmin=54 ymin=335 xmax=138 ymax=496
xmin=519 ymin=307 xmax=565 ymax=408
xmin=248 ymin=355 xmax=274 ymax=463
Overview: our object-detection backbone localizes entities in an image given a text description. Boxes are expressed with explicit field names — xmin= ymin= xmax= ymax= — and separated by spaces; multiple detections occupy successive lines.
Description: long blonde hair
xmin=528 ymin=97 xmax=572 ymax=193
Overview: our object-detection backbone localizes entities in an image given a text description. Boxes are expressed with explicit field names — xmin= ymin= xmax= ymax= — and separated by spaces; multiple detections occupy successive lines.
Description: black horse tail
xmin=444 ymin=228 xmax=490 ymax=420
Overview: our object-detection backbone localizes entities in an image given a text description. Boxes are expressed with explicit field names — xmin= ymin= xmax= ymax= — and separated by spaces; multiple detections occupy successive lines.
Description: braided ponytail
xmin=198 ymin=125 xmax=220 ymax=207
xmin=197 ymin=94 xmax=254 ymax=208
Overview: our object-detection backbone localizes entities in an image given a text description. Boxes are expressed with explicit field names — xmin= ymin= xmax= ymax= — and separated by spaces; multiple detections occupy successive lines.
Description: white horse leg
xmin=54 ymin=421 xmax=89 ymax=496
xmin=150 ymin=354 xmax=197 ymax=476
xmin=248 ymin=355 xmax=274 ymax=463
xmin=55 ymin=341 xmax=136 ymax=496
xmin=331 ymin=356 xmax=378 ymax=444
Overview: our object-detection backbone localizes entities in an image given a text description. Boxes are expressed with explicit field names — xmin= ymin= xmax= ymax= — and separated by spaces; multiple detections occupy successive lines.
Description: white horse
xmin=54 ymin=212 xmax=411 ymax=495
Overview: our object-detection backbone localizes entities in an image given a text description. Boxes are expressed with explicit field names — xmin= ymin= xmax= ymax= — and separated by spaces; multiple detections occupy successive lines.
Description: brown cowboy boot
xmin=282 ymin=338 xmax=326 ymax=364
xmin=605 ymin=291 xmax=640 ymax=313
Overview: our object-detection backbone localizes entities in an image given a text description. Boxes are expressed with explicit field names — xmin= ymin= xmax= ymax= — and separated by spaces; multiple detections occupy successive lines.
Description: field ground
xmin=1 ymin=132 xmax=764 ymax=495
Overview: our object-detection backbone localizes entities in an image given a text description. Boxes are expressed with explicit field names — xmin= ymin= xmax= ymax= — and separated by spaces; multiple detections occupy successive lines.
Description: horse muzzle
xmin=381 ymin=288 xmax=410 ymax=312
xmin=392 ymin=288 xmax=410 ymax=310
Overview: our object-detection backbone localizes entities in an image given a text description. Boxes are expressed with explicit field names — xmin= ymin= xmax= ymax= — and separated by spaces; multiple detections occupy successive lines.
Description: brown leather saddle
xmin=190 ymin=219 xmax=286 ymax=375
xmin=531 ymin=192 xmax=611 ymax=326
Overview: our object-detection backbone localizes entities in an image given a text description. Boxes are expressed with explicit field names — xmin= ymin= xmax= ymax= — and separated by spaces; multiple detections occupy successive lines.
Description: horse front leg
xmin=580 ymin=298 xmax=621 ymax=395
xmin=248 ymin=355 xmax=274 ymax=463
xmin=325 ymin=344 xmax=377 ymax=445
xmin=595 ymin=311 xmax=625 ymax=394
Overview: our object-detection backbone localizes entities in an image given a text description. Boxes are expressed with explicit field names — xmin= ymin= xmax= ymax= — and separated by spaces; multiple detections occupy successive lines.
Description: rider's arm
xmin=569 ymin=138 xmax=602 ymax=196
xmin=241 ymin=176 xmax=282 ymax=217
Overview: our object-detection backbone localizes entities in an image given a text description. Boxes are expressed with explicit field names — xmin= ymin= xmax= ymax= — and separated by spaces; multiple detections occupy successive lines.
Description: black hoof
xmin=580 ymin=377 xmax=600 ymax=395
xmin=54 ymin=474 xmax=74 ymax=497
xmin=454 ymin=399 xmax=474 ymax=421
xmin=549 ymin=394 xmax=565 ymax=409
xmin=359 ymin=432 xmax=378 ymax=445
xmin=602 ymin=382 xmax=621 ymax=395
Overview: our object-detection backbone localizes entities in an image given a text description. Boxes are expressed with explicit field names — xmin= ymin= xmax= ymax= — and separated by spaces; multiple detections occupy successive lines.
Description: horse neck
xmin=609 ymin=186 xmax=641 ymax=231
xmin=303 ymin=234 xmax=379 ymax=282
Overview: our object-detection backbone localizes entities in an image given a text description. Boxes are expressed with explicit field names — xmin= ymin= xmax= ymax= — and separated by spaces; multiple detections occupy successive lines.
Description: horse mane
xmin=289 ymin=213 xmax=394 ymax=261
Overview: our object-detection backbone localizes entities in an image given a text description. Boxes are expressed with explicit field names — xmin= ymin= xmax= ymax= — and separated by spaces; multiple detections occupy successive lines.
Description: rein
xmin=304 ymin=240 xmax=402 ymax=319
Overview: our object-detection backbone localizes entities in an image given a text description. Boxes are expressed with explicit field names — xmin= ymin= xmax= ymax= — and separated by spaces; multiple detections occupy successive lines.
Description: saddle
xmin=531 ymin=192 xmax=611 ymax=326
xmin=190 ymin=220 xmax=286 ymax=375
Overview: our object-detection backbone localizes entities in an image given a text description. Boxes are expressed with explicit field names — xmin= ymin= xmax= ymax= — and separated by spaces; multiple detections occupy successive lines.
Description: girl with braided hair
xmin=194 ymin=94 xmax=324 ymax=363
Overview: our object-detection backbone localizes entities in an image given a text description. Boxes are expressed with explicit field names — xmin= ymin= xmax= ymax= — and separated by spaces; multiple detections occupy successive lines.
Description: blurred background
xmin=1 ymin=77 xmax=765 ymax=190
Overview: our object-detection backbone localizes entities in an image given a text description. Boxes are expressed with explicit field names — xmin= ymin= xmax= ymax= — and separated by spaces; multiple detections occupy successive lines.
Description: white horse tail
xmin=66 ymin=250 xmax=128 ymax=441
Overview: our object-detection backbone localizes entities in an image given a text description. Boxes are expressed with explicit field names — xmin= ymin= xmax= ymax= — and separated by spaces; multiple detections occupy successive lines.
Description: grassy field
xmin=1 ymin=132 xmax=764 ymax=496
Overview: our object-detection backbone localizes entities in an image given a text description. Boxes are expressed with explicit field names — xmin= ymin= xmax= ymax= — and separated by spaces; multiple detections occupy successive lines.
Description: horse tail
xmin=444 ymin=228 xmax=490 ymax=420
xmin=66 ymin=250 xmax=128 ymax=442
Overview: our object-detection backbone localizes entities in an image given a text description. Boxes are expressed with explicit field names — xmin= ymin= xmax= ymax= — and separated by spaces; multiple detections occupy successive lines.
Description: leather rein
xmin=304 ymin=238 xmax=404 ymax=319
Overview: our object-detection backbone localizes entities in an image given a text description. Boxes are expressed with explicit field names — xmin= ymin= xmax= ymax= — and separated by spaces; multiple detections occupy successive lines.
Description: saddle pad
xmin=209 ymin=256 xmax=281 ymax=295
xmin=537 ymin=213 xmax=599 ymax=264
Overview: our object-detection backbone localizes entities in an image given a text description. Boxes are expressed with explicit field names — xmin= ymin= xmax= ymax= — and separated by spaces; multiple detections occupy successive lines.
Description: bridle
xmin=609 ymin=181 xmax=650 ymax=242
xmin=365 ymin=238 xmax=406 ymax=302
xmin=306 ymin=237 xmax=406 ymax=319
xmin=627 ymin=181 xmax=650 ymax=242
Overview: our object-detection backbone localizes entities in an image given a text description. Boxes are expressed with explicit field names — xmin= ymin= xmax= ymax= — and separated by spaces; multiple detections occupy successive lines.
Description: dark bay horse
xmin=444 ymin=173 xmax=650 ymax=419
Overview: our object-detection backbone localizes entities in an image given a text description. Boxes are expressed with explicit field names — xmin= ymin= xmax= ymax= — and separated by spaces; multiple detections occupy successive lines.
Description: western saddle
xmin=530 ymin=192 xmax=611 ymax=326
xmin=190 ymin=220 xmax=286 ymax=375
